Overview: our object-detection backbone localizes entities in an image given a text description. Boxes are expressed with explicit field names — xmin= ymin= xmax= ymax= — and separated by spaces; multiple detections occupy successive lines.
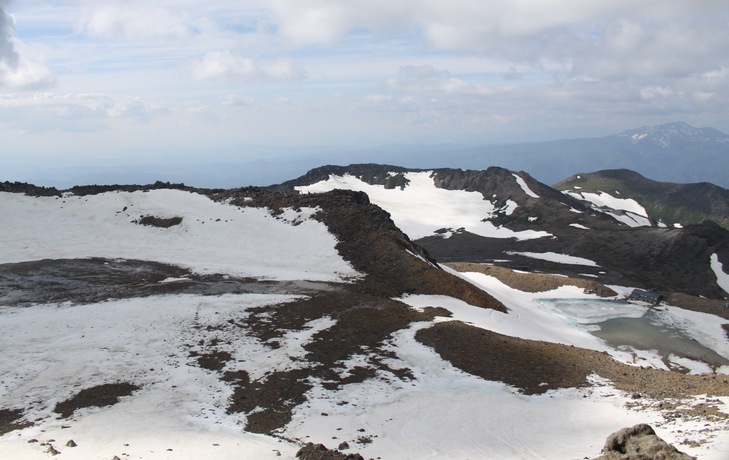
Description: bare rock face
xmin=296 ymin=443 xmax=364 ymax=460
xmin=594 ymin=424 xmax=694 ymax=460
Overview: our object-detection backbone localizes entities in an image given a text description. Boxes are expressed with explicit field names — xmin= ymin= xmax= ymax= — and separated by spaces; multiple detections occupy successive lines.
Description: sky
xmin=1 ymin=0 xmax=729 ymax=186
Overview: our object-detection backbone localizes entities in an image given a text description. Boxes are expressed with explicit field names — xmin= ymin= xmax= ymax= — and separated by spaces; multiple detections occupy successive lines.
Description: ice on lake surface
xmin=539 ymin=298 xmax=729 ymax=371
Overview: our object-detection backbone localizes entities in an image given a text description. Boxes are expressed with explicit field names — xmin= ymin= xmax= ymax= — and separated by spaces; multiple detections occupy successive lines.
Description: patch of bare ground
xmin=446 ymin=262 xmax=617 ymax=297
xmin=0 ymin=409 xmax=32 ymax=436
xmin=416 ymin=321 xmax=729 ymax=399
xmin=664 ymin=291 xmax=729 ymax=321
xmin=296 ymin=442 xmax=364 ymax=460
xmin=220 ymin=291 xmax=450 ymax=434
xmin=417 ymin=321 xmax=729 ymax=447
xmin=53 ymin=382 xmax=140 ymax=418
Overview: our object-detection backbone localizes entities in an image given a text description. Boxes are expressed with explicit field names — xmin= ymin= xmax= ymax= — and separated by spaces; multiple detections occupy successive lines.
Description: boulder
xmin=594 ymin=424 xmax=694 ymax=460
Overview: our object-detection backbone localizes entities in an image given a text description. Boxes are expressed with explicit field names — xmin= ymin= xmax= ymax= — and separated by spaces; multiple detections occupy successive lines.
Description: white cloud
xmin=191 ymin=50 xmax=306 ymax=81
xmin=0 ymin=2 xmax=54 ymax=90
xmin=221 ymin=93 xmax=254 ymax=106
xmin=266 ymin=0 xmax=729 ymax=80
xmin=79 ymin=2 xmax=197 ymax=40
xmin=0 ymin=92 xmax=164 ymax=132
xmin=1 ymin=0 xmax=729 ymax=159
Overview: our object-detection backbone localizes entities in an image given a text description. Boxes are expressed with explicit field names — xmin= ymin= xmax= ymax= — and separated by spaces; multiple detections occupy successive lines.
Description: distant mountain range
xmin=348 ymin=121 xmax=729 ymax=189
xmin=6 ymin=121 xmax=728 ymax=190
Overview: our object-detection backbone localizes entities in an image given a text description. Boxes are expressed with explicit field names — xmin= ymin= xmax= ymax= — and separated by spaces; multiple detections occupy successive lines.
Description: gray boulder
xmin=594 ymin=424 xmax=695 ymax=460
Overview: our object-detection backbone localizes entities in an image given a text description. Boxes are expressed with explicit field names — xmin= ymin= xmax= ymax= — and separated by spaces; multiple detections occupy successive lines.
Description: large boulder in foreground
xmin=594 ymin=424 xmax=694 ymax=460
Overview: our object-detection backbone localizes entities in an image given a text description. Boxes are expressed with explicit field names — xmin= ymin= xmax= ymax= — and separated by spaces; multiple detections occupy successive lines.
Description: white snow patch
xmin=513 ymin=173 xmax=540 ymax=198
xmin=711 ymin=253 xmax=729 ymax=295
xmin=566 ymin=190 xmax=649 ymax=220
xmin=0 ymin=294 xmax=302 ymax=460
xmin=296 ymin=173 xmax=551 ymax=240
xmin=669 ymin=355 xmax=714 ymax=375
xmin=0 ymin=190 xmax=359 ymax=281
xmin=570 ymin=223 xmax=590 ymax=230
xmin=503 ymin=199 xmax=518 ymax=215
xmin=506 ymin=251 xmax=600 ymax=267
xmin=605 ymin=210 xmax=652 ymax=227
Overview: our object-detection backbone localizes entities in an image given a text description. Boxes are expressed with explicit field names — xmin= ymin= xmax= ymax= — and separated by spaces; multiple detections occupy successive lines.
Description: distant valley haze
xmin=4 ymin=121 xmax=729 ymax=190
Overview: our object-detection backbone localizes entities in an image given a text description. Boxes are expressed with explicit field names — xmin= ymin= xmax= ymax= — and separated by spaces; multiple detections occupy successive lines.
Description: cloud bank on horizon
xmin=1 ymin=0 xmax=728 ymax=173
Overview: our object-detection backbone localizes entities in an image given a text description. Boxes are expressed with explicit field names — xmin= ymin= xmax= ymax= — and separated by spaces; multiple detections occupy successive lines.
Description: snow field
xmin=296 ymin=172 xmax=552 ymax=240
xmin=3 ymin=189 xmax=729 ymax=458
xmin=513 ymin=173 xmax=540 ymax=198
xmin=711 ymin=253 xmax=729 ymax=295
xmin=505 ymin=250 xmax=600 ymax=267
xmin=0 ymin=190 xmax=359 ymax=281
xmin=565 ymin=190 xmax=648 ymax=217
xmin=2 ymin=274 xmax=729 ymax=458
xmin=564 ymin=190 xmax=652 ymax=227
xmin=0 ymin=294 xmax=302 ymax=460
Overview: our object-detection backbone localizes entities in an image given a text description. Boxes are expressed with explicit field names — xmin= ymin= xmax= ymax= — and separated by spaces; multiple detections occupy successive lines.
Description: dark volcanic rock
xmin=277 ymin=163 xmax=410 ymax=190
xmin=594 ymin=424 xmax=694 ymax=460
xmin=0 ymin=408 xmax=32 ymax=436
xmin=0 ymin=181 xmax=61 ymax=197
xmin=213 ymin=187 xmax=504 ymax=311
xmin=296 ymin=443 xmax=364 ymax=460
xmin=53 ymin=382 xmax=140 ymax=418
xmin=134 ymin=215 xmax=183 ymax=228
xmin=282 ymin=163 xmax=729 ymax=298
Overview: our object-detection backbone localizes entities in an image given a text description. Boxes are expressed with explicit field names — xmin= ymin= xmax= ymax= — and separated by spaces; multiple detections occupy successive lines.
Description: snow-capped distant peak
xmin=621 ymin=121 xmax=729 ymax=147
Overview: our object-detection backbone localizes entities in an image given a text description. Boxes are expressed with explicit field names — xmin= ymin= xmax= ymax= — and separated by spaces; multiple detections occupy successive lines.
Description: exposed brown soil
xmin=446 ymin=262 xmax=618 ymax=296
xmin=0 ymin=409 xmax=31 ymax=436
xmin=210 ymin=290 xmax=450 ymax=433
xmin=296 ymin=442 xmax=364 ymax=460
xmin=663 ymin=292 xmax=729 ymax=321
xmin=134 ymin=215 xmax=183 ymax=228
xmin=53 ymin=383 xmax=140 ymax=419
xmin=416 ymin=321 xmax=729 ymax=400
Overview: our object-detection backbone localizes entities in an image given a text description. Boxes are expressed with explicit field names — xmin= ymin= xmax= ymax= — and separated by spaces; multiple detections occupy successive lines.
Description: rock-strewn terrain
xmin=2 ymin=179 xmax=729 ymax=458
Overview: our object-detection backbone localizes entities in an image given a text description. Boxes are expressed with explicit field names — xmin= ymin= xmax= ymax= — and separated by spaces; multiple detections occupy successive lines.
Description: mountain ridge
xmin=289 ymin=164 xmax=729 ymax=300
xmin=555 ymin=168 xmax=729 ymax=229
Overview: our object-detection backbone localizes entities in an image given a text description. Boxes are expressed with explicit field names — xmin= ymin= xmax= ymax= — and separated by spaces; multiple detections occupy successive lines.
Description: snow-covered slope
xmin=563 ymin=189 xmax=652 ymax=227
xmin=0 ymin=189 xmax=358 ymax=281
xmin=2 ymin=186 xmax=729 ymax=459
xmin=555 ymin=169 xmax=729 ymax=230
xmin=296 ymin=171 xmax=551 ymax=240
